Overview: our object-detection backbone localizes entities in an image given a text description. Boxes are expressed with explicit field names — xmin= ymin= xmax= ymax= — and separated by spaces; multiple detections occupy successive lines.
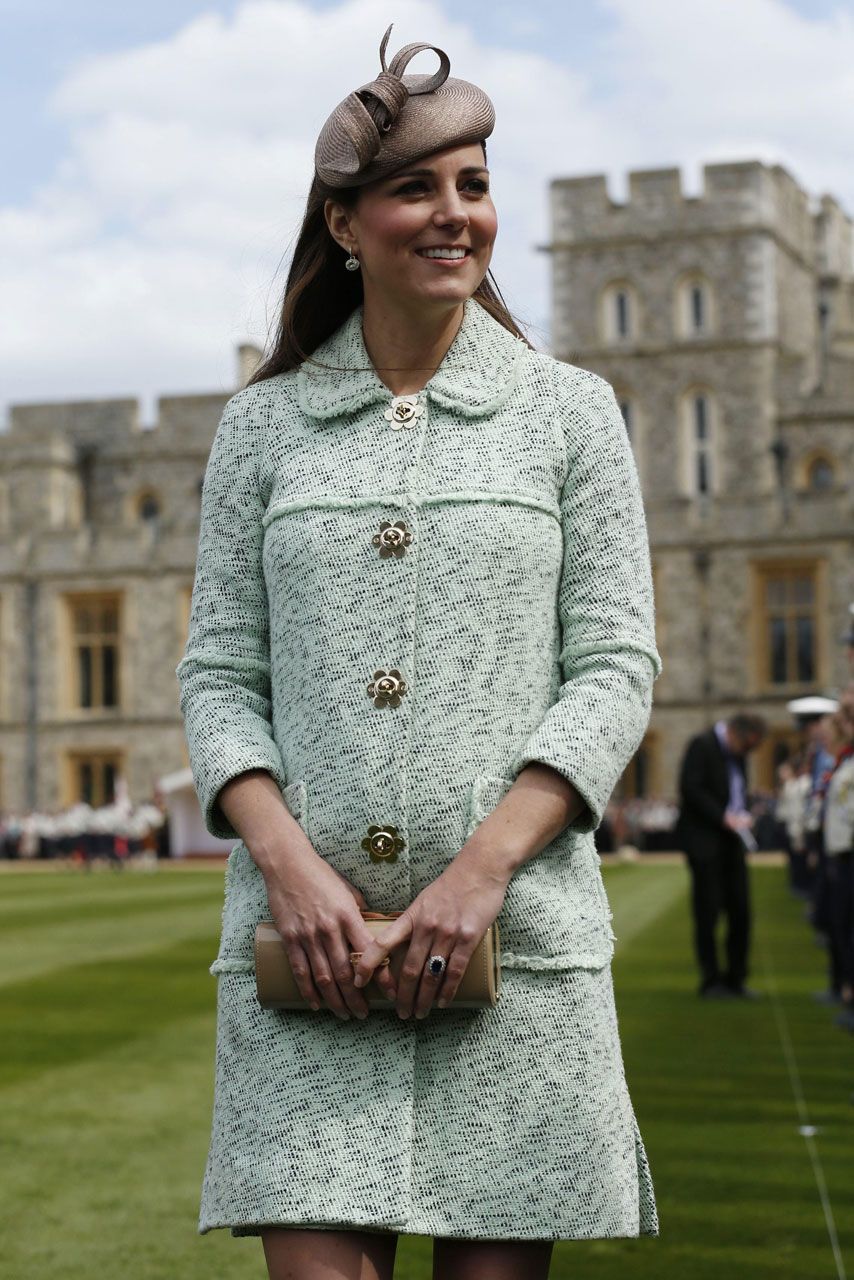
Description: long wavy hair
xmin=246 ymin=143 xmax=531 ymax=385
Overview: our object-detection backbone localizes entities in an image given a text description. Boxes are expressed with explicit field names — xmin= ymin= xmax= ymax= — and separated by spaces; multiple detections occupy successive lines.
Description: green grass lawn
xmin=0 ymin=859 xmax=851 ymax=1279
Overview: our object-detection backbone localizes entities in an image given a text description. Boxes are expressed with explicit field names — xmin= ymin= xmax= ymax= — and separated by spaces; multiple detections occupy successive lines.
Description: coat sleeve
xmin=175 ymin=387 xmax=288 ymax=841
xmin=508 ymin=366 xmax=663 ymax=833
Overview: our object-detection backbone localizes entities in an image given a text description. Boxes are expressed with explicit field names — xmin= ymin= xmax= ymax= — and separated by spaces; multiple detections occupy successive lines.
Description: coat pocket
xmin=209 ymin=779 xmax=309 ymax=975
xmin=282 ymin=778 xmax=309 ymax=832
xmin=462 ymin=772 xmax=615 ymax=971
xmin=464 ymin=773 xmax=516 ymax=841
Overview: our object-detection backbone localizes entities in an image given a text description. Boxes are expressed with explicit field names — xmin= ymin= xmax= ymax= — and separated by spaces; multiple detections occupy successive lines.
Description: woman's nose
xmin=432 ymin=191 xmax=469 ymax=227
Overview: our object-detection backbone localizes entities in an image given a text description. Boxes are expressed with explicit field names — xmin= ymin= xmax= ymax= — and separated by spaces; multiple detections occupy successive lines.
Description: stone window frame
xmin=59 ymin=591 xmax=124 ymax=715
xmin=794 ymin=449 xmax=837 ymax=495
xmin=61 ymin=747 xmax=126 ymax=808
xmin=132 ymin=488 xmax=162 ymax=523
xmin=599 ymin=279 xmax=641 ymax=345
xmin=747 ymin=558 xmax=828 ymax=694
xmin=678 ymin=385 xmax=720 ymax=499
xmin=674 ymin=270 xmax=715 ymax=340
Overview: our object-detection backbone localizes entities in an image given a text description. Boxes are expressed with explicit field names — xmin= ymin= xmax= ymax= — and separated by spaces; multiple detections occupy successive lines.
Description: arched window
xmin=600 ymin=281 xmax=640 ymax=344
xmin=616 ymin=290 xmax=631 ymax=338
xmin=675 ymin=273 xmax=715 ymax=339
xmin=807 ymin=456 xmax=834 ymax=492
xmin=679 ymin=388 xmax=718 ymax=497
xmin=694 ymin=395 xmax=710 ymax=493
xmin=137 ymin=492 xmax=161 ymax=522
xmin=690 ymin=284 xmax=705 ymax=331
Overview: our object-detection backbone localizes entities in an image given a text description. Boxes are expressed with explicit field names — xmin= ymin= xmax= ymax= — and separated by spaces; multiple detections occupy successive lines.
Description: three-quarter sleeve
xmin=508 ymin=366 xmax=663 ymax=833
xmin=175 ymin=388 xmax=287 ymax=840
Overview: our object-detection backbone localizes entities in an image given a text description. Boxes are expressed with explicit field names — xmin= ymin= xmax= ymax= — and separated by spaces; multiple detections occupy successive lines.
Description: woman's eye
xmin=393 ymin=178 xmax=489 ymax=196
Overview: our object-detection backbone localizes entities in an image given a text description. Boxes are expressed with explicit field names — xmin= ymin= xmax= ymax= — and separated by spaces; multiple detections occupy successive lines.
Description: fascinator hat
xmin=315 ymin=24 xmax=496 ymax=188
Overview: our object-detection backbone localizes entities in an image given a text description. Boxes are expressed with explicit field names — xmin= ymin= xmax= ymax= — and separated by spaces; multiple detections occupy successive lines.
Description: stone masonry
xmin=0 ymin=159 xmax=851 ymax=814
xmin=547 ymin=159 xmax=853 ymax=795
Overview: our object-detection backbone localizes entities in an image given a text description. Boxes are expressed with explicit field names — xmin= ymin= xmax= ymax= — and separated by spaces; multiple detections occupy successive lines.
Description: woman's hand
xmin=352 ymin=850 xmax=511 ymax=1020
xmin=260 ymin=845 xmax=398 ymax=1019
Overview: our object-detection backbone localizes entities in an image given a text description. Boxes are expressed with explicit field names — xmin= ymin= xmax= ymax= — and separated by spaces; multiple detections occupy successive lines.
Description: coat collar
xmin=296 ymin=296 xmax=528 ymax=421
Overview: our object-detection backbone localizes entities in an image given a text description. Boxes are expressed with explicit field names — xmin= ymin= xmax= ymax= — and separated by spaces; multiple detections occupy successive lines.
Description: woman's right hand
xmin=260 ymin=842 xmax=398 ymax=1019
xmin=215 ymin=771 xmax=397 ymax=1018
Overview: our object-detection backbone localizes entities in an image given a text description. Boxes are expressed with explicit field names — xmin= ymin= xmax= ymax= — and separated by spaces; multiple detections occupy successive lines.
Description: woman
xmin=177 ymin=26 xmax=662 ymax=1280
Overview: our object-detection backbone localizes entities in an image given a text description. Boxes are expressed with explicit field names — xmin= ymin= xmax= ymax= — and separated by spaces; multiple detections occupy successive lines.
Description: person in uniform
xmin=177 ymin=26 xmax=663 ymax=1280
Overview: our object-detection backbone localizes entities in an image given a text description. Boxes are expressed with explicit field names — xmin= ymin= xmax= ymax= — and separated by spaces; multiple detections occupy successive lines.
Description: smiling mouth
xmin=415 ymin=247 xmax=472 ymax=260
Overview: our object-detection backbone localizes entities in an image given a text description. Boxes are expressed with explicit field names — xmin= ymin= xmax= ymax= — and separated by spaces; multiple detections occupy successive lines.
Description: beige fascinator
xmin=314 ymin=24 xmax=495 ymax=188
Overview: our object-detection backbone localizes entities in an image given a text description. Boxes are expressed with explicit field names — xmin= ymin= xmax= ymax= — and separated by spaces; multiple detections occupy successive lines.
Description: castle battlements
xmin=549 ymin=160 xmax=851 ymax=269
xmin=5 ymin=392 xmax=233 ymax=449
xmin=2 ymin=342 xmax=264 ymax=449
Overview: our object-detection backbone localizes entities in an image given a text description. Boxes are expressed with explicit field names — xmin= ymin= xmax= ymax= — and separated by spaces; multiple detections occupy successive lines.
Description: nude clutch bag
xmin=254 ymin=910 xmax=501 ymax=1009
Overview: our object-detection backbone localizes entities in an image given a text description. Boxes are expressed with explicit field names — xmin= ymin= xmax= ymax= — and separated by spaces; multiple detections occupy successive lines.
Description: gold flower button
xmin=361 ymin=825 xmax=404 ymax=864
xmin=384 ymin=395 xmax=425 ymax=429
xmin=367 ymin=668 xmax=408 ymax=709
xmin=372 ymin=520 xmax=413 ymax=558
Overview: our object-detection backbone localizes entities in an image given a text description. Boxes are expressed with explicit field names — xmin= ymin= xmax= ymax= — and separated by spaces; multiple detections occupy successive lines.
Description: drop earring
xmin=345 ymin=250 xmax=361 ymax=272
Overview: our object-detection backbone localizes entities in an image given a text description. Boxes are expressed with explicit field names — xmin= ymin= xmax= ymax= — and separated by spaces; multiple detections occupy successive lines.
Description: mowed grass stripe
xmin=0 ymin=867 xmax=225 ymax=909
xmin=0 ymin=1009 xmax=257 ymax=1280
xmin=0 ymin=896 xmax=225 ymax=989
xmin=568 ymin=865 xmax=854 ymax=1280
xmin=0 ymin=884 xmax=223 ymax=933
xmin=0 ymin=931 xmax=218 ymax=1088
xmin=603 ymin=861 xmax=688 ymax=952
xmin=1 ymin=864 xmax=851 ymax=1280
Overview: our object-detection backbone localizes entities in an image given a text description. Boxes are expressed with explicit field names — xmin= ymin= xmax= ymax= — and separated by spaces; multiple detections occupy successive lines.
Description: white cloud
xmin=599 ymin=0 xmax=854 ymax=203
xmin=3 ymin=0 xmax=594 ymax=417
xmin=1 ymin=0 xmax=853 ymax=419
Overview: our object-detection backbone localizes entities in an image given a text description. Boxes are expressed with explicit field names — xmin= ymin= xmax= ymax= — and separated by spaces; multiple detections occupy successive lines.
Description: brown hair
xmin=246 ymin=144 xmax=531 ymax=385
xmin=727 ymin=713 xmax=768 ymax=741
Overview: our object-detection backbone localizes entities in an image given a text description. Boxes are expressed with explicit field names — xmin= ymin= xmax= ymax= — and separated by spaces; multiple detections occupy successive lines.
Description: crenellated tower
xmin=546 ymin=160 xmax=854 ymax=798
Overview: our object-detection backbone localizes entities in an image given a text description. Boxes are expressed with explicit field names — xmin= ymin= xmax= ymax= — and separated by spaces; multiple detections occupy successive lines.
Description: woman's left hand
xmin=352 ymin=851 xmax=511 ymax=1019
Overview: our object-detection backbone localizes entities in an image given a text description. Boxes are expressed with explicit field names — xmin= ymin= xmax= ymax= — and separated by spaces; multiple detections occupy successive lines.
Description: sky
xmin=1 ymin=0 xmax=853 ymax=424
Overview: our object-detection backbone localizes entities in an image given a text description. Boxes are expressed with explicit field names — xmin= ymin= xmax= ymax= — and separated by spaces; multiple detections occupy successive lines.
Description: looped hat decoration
xmin=314 ymin=24 xmax=495 ymax=188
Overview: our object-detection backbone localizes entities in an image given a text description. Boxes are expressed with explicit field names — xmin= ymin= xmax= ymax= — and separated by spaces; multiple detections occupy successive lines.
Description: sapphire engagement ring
xmin=426 ymin=954 xmax=448 ymax=978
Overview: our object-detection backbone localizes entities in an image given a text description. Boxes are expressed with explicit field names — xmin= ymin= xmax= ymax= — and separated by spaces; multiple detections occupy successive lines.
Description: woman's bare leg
xmin=433 ymin=1237 xmax=554 ymax=1280
xmin=262 ymin=1227 xmax=398 ymax=1280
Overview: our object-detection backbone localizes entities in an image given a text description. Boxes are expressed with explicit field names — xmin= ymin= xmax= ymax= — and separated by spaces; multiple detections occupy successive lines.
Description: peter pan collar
xmin=296 ymin=296 xmax=528 ymax=421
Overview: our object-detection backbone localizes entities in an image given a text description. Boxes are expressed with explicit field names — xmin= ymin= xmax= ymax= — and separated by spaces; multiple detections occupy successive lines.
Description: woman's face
xmin=325 ymin=141 xmax=497 ymax=314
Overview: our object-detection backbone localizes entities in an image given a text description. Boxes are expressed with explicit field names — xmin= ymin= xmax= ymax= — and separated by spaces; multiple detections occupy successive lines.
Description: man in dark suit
xmin=676 ymin=713 xmax=767 ymax=999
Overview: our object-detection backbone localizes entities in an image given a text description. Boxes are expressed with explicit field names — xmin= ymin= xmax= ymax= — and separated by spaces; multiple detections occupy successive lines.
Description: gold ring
xmin=349 ymin=952 xmax=390 ymax=966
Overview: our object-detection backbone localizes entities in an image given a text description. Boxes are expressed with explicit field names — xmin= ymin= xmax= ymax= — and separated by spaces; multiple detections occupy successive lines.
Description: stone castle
xmin=545 ymin=159 xmax=853 ymax=797
xmin=0 ymin=159 xmax=851 ymax=815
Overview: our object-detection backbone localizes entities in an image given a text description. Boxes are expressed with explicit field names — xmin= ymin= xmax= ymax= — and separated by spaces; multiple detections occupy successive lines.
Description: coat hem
xmin=198 ymin=1215 xmax=659 ymax=1241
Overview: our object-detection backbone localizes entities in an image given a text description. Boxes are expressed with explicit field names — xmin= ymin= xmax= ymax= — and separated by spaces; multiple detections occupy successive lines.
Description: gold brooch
xmin=384 ymin=395 xmax=425 ymax=429
xmin=361 ymin=825 xmax=404 ymax=864
xmin=371 ymin=520 xmax=413 ymax=558
xmin=367 ymin=668 xmax=408 ymax=708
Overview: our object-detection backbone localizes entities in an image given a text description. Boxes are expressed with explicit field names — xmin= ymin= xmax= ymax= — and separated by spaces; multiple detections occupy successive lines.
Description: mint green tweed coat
xmin=177 ymin=297 xmax=663 ymax=1240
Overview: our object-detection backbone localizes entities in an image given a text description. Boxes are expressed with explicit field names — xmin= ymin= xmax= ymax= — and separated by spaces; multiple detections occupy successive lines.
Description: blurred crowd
xmin=0 ymin=793 xmax=169 ymax=866
xmin=776 ymin=691 xmax=854 ymax=1031
xmin=596 ymin=688 xmax=854 ymax=1027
